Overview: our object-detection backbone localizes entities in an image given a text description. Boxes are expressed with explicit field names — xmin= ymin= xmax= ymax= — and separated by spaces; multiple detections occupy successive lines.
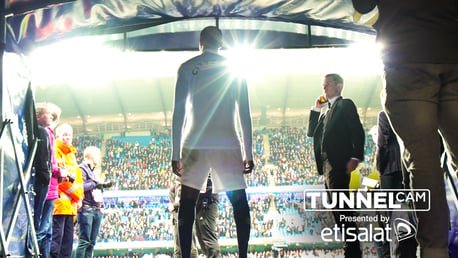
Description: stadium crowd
xmin=85 ymin=127 xmax=379 ymax=191
xmin=69 ymin=127 xmax=378 ymax=257
xmin=74 ymin=135 xmax=103 ymax=164
xmin=97 ymin=207 xmax=174 ymax=242
xmin=84 ymin=191 xmax=314 ymax=243
xmin=92 ymin=246 xmax=378 ymax=257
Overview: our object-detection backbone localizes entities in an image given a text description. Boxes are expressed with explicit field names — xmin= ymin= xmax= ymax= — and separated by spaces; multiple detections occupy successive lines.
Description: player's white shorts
xmin=181 ymin=148 xmax=247 ymax=192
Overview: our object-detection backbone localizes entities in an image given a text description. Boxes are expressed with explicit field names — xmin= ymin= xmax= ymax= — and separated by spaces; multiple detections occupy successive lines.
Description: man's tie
xmin=324 ymin=102 xmax=331 ymax=122
xmin=320 ymin=102 xmax=333 ymax=160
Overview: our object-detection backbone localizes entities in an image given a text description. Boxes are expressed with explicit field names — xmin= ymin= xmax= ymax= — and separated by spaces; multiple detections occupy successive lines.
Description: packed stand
xmin=81 ymin=192 xmax=314 ymax=243
xmin=245 ymin=130 xmax=269 ymax=187
xmin=267 ymin=127 xmax=323 ymax=186
xmin=100 ymin=130 xmax=270 ymax=190
xmin=102 ymin=137 xmax=174 ymax=190
xmin=92 ymin=246 xmax=378 ymax=257
xmin=74 ymin=135 xmax=103 ymax=164
xmin=72 ymin=128 xmax=378 ymax=245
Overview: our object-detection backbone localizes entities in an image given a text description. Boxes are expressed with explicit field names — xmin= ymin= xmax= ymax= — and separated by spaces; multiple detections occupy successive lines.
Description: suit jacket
xmin=307 ymin=96 xmax=365 ymax=179
xmin=376 ymin=111 xmax=402 ymax=176
xmin=34 ymin=125 xmax=52 ymax=185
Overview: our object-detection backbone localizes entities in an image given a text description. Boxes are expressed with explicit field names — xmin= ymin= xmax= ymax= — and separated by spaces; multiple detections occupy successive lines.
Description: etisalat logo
xmin=303 ymin=189 xmax=428 ymax=242
xmin=319 ymin=216 xmax=417 ymax=242
xmin=393 ymin=218 xmax=417 ymax=241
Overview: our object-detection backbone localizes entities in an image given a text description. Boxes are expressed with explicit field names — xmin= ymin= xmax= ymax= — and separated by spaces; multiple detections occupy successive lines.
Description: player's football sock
xmin=178 ymin=198 xmax=196 ymax=258
xmin=227 ymin=189 xmax=251 ymax=258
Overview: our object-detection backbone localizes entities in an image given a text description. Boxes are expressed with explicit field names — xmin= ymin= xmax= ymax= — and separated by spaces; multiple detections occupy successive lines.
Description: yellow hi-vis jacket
xmin=53 ymin=140 xmax=84 ymax=216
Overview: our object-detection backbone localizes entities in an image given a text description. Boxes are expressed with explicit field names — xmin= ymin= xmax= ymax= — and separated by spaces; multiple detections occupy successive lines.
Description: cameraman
xmin=170 ymin=175 xmax=221 ymax=257
xmin=170 ymin=180 xmax=198 ymax=258
xmin=75 ymin=146 xmax=112 ymax=258
xmin=195 ymin=176 xmax=221 ymax=258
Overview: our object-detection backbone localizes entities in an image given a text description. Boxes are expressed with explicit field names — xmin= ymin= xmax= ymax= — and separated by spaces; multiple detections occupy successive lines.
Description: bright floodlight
xmin=343 ymin=42 xmax=383 ymax=74
xmin=223 ymin=42 xmax=383 ymax=80
xmin=30 ymin=36 xmax=122 ymax=86
xmin=30 ymin=37 xmax=383 ymax=88
xmin=30 ymin=37 xmax=200 ymax=86
xmin=224 ymin=44 xmax=258 ymax=79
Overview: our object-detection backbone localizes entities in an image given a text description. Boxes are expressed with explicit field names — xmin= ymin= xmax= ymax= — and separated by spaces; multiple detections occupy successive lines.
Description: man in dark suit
xmin=375 ymin=110 xmax=417 ymax=258
xmin=307 ymin=73 xmax=365 ymax=258
xmin=377 ymin=111 xmax=403 ymax=188
xmin=33 ymin=103 xmax=53 ymax=258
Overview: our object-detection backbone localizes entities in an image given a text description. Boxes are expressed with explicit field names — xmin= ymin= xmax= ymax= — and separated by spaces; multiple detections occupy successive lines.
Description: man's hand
xmin=346 ymin=159 xmax=359 ymax=175
xmin=315 ymin=95 xmax=328 ymax=109
xmin=67 ymin=174 xmax=76 ymax=183
xmin=243 ymin=160 xmax=255 ymax=174
xmin=96 ymin=183 xmax=104 ymax=190
xmin=58 ymin=176 xmax=69 ymax=184
xmin=173 ymin=202 xmax=180 ymax=212
xmin=172 ymin=160 xmax=183 ymax=177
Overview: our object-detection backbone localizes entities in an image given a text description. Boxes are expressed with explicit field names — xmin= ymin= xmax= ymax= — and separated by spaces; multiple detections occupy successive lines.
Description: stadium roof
xmin=7 ymin=0 xmax=382 ymax=135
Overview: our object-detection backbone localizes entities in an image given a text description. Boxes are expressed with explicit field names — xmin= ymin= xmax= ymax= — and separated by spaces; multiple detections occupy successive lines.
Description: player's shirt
xmin=172 ymin=50 xmax=253 ymax=161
